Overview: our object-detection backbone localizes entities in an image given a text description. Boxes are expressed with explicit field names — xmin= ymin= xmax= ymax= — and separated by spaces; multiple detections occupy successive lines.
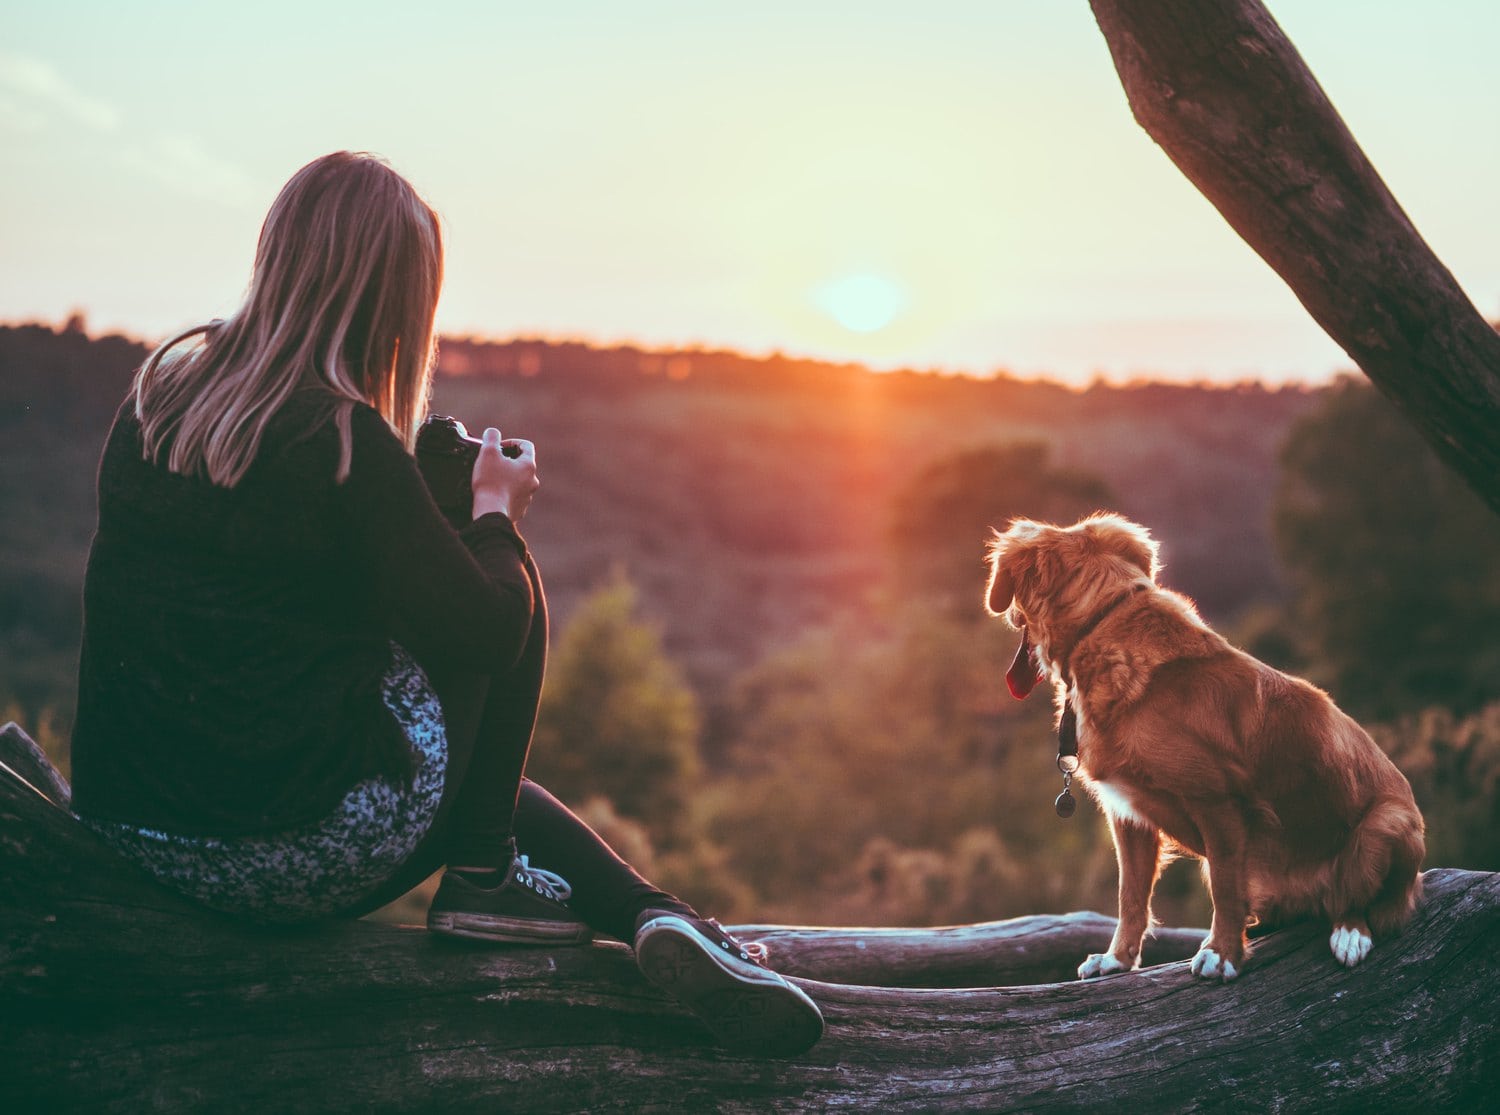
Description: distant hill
xmin=430 ymin=336 xmax=1321 ymax=683
xmin=0 ymin=323 xmax=1324 ymax=718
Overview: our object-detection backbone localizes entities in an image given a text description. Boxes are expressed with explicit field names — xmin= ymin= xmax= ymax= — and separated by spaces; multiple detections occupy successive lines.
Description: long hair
xmin=133 ymin=151 xmax=444 ymax=485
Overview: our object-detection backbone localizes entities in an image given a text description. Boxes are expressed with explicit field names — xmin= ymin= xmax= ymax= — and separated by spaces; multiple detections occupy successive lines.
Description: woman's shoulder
xmin=102 ymin=389 xmax=140 ymax=444
xmin=344 ymin=399 xmax=416 ymax=472
xmin=345 ymin=397 xmax=401 ymax=438
xmin=272 ymin=392 xmax=391 ymax=451
xmin=253 ymin=391 xmax=335 ymax=460
xmin=233 ymin=391 xmax=359 ymax=490
xmin=242 ymin=392 xmax=415 ymax=494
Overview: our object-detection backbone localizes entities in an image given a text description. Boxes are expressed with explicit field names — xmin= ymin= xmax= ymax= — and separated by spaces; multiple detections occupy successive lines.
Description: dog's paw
xmin=1189 ymin=945 xmax=1240 ymax=982
xmin=1078 ymin=952 xmax=1133 ymax=980
xmin=1329 ymin=924 xmax=1373 ymax=968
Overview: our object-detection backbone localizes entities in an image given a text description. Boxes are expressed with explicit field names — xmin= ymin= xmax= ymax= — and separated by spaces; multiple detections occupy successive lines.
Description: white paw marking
xmin=1078 ymin=952 xmax=1132 ymax=979
xmin=1329 ymin=925 xmax=1372 ymax=968
xmin=1190 ymin=945 xmax=1240 ymax=982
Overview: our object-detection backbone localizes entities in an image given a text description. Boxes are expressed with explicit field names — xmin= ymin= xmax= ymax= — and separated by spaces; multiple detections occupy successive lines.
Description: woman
xmin=68 ymin=151 xmax=822 ymax=1057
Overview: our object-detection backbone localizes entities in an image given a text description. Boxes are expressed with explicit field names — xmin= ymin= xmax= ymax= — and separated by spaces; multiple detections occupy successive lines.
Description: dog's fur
xmin=985 ymin=513 xmax=1424 ymax=981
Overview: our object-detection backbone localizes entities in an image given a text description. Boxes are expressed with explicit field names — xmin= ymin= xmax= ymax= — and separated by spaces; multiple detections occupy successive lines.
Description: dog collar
xmin=1058 ymin=582 xmax=1151 ymax=681
xmin=1053 ymin=582 xmax=1149 ymax=820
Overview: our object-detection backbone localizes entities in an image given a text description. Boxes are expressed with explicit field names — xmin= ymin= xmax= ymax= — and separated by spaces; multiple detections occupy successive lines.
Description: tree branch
xmin=1089 ymin=0 xmax=1500 ymax=511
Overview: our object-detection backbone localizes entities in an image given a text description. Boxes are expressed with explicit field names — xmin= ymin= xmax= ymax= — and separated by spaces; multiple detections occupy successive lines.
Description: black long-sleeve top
xmin=70 ymin=391 xmax=532 ymax=836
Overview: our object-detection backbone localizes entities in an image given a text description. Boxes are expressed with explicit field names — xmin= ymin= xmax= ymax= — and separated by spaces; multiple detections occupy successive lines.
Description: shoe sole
xmin=635 ymin=916 xmax=824 ymax=1057
xmin=428 ymin=910 xmax=593 ymax=945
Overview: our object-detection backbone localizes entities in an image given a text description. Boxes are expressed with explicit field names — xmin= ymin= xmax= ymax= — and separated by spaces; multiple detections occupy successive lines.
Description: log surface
xmin=2 ymin=724 xmax=1497 ymax=1112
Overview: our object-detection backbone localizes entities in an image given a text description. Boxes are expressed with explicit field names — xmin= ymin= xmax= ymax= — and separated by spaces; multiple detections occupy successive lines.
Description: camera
xmin=415 ymin=414 xmax=517 ymax=528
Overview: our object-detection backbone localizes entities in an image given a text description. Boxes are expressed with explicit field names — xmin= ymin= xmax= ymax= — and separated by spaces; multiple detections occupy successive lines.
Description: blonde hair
xmin=133 ymin=151 xmax=444 ymax=485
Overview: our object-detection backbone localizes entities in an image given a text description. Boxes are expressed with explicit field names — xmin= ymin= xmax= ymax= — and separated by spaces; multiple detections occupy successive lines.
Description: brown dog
xmin=985 ymin=513 xmax=1424 ymax=981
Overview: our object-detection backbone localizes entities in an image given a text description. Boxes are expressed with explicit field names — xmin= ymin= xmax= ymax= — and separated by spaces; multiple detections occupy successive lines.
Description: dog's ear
xmin=985 ymin=556 xmax=1014 ymax=617
xmin=985 ymin=520 xmax=1043 ymax=617
xmin=1083 ymin=513 xmax=1161 ymax=581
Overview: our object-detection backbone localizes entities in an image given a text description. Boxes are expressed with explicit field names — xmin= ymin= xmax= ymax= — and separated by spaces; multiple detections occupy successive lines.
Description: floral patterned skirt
xmin=78 ymin=644 xmax=447 ymax=923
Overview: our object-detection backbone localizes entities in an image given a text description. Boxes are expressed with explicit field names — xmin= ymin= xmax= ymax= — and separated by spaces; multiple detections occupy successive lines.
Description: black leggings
xmin=344 ymin=556 xmax=692 ymax=942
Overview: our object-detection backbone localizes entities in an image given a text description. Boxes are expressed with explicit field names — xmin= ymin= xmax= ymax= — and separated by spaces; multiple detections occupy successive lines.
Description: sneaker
xmin=427 ymin=856 xmax=592 ymax=945
xmin=634 ymin=910 xmax=824 ymax=1057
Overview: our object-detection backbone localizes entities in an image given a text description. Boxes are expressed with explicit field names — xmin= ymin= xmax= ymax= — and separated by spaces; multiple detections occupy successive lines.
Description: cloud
xmin=0 ymin=92 xmax=47 ymax=135
xmin=0 ymin=53 xmax=259 ymax=210
xmin=0 ymin=52 xmax=119 ymax=131
xmin=118 ymin=133 xmax=261 ymax=209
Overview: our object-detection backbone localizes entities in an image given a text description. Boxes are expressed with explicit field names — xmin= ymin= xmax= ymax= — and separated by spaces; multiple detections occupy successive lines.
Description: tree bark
xmin=1088 ymin=0 xmax=1500 ymax=511
xmin=2 ymin=725 xmax=1496 ymax=1112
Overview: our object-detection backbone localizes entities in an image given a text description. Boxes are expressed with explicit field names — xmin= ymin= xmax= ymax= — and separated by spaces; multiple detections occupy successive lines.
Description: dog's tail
xmin=1333 ymin=794 xmax=1426 ymax=937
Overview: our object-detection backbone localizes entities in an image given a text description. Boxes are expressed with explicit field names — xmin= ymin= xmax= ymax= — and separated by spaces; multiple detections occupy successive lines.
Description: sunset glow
xmin=1 ymin=2 xmax=1496 ymax=384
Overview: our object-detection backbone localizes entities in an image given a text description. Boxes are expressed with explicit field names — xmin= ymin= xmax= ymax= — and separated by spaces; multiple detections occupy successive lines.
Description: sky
xmin=2 ymin=1 xmax=1497 ymax=386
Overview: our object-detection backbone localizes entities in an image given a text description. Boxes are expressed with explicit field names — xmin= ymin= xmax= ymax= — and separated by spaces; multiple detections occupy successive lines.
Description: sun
xmin=811 ymin=273 xmax=907 ymax=334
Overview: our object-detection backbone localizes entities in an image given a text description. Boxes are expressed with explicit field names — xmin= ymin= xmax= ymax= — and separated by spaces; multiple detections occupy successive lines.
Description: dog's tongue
xmin=1006 ymin=629 xmax=1043 ymax=700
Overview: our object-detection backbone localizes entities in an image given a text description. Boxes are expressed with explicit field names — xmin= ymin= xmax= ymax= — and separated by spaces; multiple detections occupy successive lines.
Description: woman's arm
xmin=337 ymin=404 xmax=536 ymax=675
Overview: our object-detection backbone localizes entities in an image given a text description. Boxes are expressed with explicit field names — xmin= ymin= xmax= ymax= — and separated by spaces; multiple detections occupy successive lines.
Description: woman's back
xmin=72 ymin=392 xmax=402 ymax=835
xmin=71 ymin=381 xmax=542 ymax=838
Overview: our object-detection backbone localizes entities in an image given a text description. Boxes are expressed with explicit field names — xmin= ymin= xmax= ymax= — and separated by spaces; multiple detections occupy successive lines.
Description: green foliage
xmin=1274 ymin=377 xmax=1500 ymax=720
xmin=1375 ymin=702 xmax=1500 ymax=872
xmin=887 ymin=442 xmax=1113 ymax=617
xmin=529 ymin=572 xmax=702 ymax=847
xmin=703 ymin=608 xmax=1139 ymax=925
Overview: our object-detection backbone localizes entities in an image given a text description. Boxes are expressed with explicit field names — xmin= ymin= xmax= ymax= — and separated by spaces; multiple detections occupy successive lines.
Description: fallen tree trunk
xmin=2 ymin=724 xmax=1496 ymax=1111
xmin=1089 ymin=0 xmax=1500 ymax=511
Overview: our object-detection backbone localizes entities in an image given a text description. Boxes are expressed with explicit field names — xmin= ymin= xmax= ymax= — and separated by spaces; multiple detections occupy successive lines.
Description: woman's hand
xmin=471 ymin=427 xmax=539 ymax=523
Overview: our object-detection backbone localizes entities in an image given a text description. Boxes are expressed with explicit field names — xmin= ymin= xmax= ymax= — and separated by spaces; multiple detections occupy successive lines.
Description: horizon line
xmin=3 ymin=313 xmax=1345 ymax=394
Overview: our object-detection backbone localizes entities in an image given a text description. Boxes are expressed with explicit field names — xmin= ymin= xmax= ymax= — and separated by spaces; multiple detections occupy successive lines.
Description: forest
xmin=3 ymin=319 xmax=1498 ymax=931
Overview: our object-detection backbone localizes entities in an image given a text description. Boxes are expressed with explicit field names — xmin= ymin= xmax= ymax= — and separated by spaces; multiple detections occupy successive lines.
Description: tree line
xmin=3 ymin=322 xmax=1495 ymax=929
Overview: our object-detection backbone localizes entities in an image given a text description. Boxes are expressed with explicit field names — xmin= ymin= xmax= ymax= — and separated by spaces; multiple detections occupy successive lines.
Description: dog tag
xmin=1055 ymin=788 xmax=1077 ymax=818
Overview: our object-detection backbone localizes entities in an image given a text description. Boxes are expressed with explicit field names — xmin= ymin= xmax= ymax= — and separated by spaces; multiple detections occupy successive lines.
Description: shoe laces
xmin=513 ymin=854 xmax=573 ymax=902
xmin=705 ymin=917 xmax=769 ymax=964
